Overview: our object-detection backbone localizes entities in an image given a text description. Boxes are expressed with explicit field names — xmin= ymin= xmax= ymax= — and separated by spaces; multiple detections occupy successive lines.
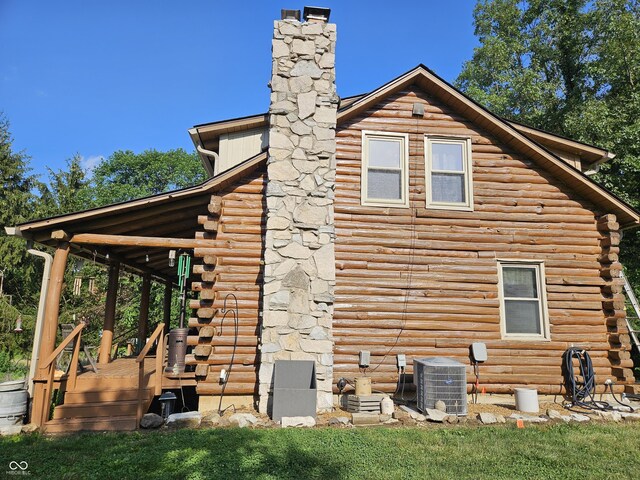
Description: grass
xmin=0 ymin=423 xmax=639 ymax=479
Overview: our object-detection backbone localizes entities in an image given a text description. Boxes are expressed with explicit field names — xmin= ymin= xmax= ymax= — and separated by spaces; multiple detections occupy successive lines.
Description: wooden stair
xmin=43 ymin=362 xmax=156 ymax=433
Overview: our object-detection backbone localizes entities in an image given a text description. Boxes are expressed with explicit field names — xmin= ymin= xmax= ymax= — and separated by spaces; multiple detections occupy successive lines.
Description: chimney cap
xmin=303 ymin=6 xmax=331 ymax=22
xmin=281 ymin=9 xmax=301 ymax=21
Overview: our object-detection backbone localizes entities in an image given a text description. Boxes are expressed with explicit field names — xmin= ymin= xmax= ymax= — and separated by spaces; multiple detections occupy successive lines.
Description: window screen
xmin=425 ymin=137 xmax=472 ymax=209
xmin=500 ymin=264 xmax=546 ymax=337
xmin=362 ymin=133 xmax=407 ymax=205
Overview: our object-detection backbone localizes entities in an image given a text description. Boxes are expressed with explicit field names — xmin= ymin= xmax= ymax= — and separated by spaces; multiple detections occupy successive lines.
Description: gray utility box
xmin=414 ymin=357 xmax=467 ymax=415
xmin=271 ymin=360 xmax=317 ymax=421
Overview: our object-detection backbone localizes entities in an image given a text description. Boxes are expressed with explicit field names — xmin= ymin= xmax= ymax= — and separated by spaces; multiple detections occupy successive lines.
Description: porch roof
xmin=6 ymin=152 xmax=267 ymax=282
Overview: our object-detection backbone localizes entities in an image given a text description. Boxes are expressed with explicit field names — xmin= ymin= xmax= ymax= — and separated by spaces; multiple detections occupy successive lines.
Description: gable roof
xmin=190 ymin=65 xmax=638 ymax=228
xmin=190 ymin=94 xmax=612 ymax=171
xmin=349 ymin=65 xmax=637 ymax=227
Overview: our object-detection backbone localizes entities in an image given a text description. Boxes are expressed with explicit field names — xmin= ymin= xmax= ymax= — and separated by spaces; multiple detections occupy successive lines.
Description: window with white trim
xmin=498 ymin=261 xmax=549 ymax=339
xmin=424 ymin=136 xmax=473 ymax=210
xmin=361 ymin=131 xmax=409 ymax=207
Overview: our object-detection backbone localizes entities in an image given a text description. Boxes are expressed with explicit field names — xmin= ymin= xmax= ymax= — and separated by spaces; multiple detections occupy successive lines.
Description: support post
xmin=98 ymin=262 xmax=120 ymax=364
xmin=137 ymin=273 xmax=151 ymax=352
xmin=31 ymin=241 xmax=69 ymax=427
xmin=163 ymin=280 xmax=172 ymax=337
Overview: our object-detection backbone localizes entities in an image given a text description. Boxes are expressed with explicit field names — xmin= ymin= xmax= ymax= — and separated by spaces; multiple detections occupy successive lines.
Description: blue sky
xmin=0 ymin=1 xmax=478 ymax=179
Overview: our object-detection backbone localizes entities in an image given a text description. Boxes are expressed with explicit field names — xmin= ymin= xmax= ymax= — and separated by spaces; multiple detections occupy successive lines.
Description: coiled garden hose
xmin=562 ymin=347 xmax=633 ymax=413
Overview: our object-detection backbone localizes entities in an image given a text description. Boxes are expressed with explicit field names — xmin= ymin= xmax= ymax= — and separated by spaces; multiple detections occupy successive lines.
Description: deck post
xmin=98 ymin=261 xmax=120 ymax=364
xmin=163 ymin=280 xmax=172 ymax=337
xmin=31 ymin=241 xmax=69 ymax=426
xmin=137 ymin=273 xmax=151 ymax=352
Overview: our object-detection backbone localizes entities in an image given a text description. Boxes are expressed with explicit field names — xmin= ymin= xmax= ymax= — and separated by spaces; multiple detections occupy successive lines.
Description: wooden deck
xmin=71 ymin=357 xmax=197 ymax=389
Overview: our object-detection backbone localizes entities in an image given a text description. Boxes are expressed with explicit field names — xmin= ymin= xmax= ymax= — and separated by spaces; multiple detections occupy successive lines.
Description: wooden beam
xmin=67 ymin=243 xmax=172 ymax=284
xmin=69 ymin=233 xmax=213 ymax=249
xmin=98 ymin=262 xmax=120 ymax=364
xmin=51 ymin=230 xmax=71 ymax=241
xmin=31 ymin=241 xmax=69 ymax=427
xmin=83 ymin=195 xmax=209 ymax=233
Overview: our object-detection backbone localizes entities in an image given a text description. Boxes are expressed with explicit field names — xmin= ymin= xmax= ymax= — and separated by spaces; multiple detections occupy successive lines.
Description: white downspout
xmin=196 ymin=144 xmax=219 ymax=176
xmin=26 ymin=248 xmax=53 ymax=397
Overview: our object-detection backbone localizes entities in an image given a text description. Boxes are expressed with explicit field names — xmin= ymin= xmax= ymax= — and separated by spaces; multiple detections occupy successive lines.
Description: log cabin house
xmin=6 ymin=7 xmax=640 ymax=431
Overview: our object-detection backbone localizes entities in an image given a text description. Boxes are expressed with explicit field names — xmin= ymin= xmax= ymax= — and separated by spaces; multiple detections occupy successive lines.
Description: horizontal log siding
xmin=189 ymin=170 xmax=266 ymax=396
xmin=333 ymin=87 xmax=631 ymax=394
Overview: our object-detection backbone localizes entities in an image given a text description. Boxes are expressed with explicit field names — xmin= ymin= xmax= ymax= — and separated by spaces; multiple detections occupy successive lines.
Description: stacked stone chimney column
xmin=258 ymin=16 xmax=338 ymax=414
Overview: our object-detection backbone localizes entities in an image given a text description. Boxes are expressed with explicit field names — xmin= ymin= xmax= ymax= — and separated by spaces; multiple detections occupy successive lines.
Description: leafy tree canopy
xmin=38 ymin=154 xmax=92 ymax=217
xmin=0 ymin=114 xmax=42 ymax=303
xmin=1 ymin=125 xmax=205 ymax=358
xmin=457 ymin=0 xmax=640 ymax=286
xmin=91 ymin=149 xmax=206 ymax=206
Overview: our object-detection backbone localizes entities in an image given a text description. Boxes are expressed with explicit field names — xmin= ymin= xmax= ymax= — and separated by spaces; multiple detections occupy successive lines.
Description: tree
xmin=0 ymin=114 xmax=42 ymax=305
xmin=456 ymin=0 xmax=597 ymax=134
xmin=38 ymin=154 xmax=93 ymax=217
xmin=90 ymin=149 xmax=206 ymax=206
xmin=456 ymin=0 xmax=640 ymax=286
xmin=37 ymin=149 xmax=204 ymax=348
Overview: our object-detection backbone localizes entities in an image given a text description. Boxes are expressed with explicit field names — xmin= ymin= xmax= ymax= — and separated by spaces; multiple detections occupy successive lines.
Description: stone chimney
xmin=258 ymin=7 xmax=338 ymax=414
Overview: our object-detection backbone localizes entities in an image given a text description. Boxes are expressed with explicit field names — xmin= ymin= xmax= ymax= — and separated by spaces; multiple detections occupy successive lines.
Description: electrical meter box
xmin=471 ymin=342 xmax=488 ymax=363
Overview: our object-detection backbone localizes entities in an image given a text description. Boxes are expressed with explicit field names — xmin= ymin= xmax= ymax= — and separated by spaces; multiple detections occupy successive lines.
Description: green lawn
xmin=0 ymin=423 xmax=638 ymax=479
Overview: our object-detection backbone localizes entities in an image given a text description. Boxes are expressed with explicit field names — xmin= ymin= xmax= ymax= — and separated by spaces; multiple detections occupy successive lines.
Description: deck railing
xmin=135 ymin=322 xmax=165 ymax=426
xmin=38 ymin=322 xmax=86 ymax=426
xmin=109 ymin=324 xmax=139 ymax=359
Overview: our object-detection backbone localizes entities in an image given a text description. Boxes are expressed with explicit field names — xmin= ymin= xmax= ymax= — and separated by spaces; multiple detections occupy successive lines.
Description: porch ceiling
xmin=27 ymin=193 xmax=210 ymax=281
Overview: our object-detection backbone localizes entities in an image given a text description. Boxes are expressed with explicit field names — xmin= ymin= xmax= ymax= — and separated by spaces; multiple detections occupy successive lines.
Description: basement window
xmin=361 ymin=131 xmax=409 ymax=207
xmin=424 ymin=136 xmax=473 ymax=211
xmin=498 ymin=261 xmax=549 ymax=340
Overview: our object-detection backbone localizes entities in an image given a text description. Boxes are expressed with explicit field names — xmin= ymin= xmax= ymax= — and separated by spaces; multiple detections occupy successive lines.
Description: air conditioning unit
xmin=414 ymin=357 xmax=467 ymax=415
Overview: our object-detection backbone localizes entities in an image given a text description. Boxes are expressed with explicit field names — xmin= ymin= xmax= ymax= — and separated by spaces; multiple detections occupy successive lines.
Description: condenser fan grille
xmin=414 ymin=357 xmax=467 ymax=415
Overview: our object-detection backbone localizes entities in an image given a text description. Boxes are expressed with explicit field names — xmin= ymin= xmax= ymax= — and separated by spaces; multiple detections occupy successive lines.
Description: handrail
xmin=39 ymin=322 xmax=85 ymax=426
xmin=136 ymin=322 xmax=165 ymax=427
xmin=111 ymin=325 xmax=139 ymax=350
xmin=136 ymin=323 xmax=165 ymax=362
xmin=42 ymin=323 xmax=85 ymax=368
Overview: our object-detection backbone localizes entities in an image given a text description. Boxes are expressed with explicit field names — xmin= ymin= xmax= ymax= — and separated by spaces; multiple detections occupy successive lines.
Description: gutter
xmin=584 ymin=152 xmax=616 ymax=176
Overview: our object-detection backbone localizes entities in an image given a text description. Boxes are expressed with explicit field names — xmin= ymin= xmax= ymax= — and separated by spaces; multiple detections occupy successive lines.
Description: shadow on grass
xmin=0 ymin=428 xmax=346 ymax=480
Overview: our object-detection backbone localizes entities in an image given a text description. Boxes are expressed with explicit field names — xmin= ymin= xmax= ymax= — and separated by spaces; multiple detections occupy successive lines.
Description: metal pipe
xmin=26 ymin=248 xmax=53 ymax=397
xmin=196 ymin=144 xmax=219 ymax=175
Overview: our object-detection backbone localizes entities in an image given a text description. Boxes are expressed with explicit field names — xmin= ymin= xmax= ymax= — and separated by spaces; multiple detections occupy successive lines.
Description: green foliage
xmin=91 ymin=149 xmax=206 ymax=206
xmin=38 ymin=154 xmax=92 ymax=217
xmin=457 ymin=0 xmax=594 ymax=133
xmin=0 ymin=114 xmax=44 ymax=305
xmin=1 ymin=115 xmax=205 ymax=359
xmin=457 ymin=0 xmax=640 ymax=289
xmin=0 ymin=298 xmax=33 ymax=380
xmin=1 ymin=424 xmax=639 ymax=479
xmin=0 ymin=297 xmax=35 ymax=354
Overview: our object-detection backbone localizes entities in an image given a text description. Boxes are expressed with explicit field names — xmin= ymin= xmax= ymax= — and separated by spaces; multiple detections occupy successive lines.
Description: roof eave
xmin=10 ymin=151 xmax=268 ymax=236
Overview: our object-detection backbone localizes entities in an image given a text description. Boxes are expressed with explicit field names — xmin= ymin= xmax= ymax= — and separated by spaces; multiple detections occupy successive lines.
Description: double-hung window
xmin=361 ymin=131 xmax=409 ymax=207
xmin=498 ymin=261 xmax=549 ymax=340
xmin=424 ymin=136 xmax=473 ymax=210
